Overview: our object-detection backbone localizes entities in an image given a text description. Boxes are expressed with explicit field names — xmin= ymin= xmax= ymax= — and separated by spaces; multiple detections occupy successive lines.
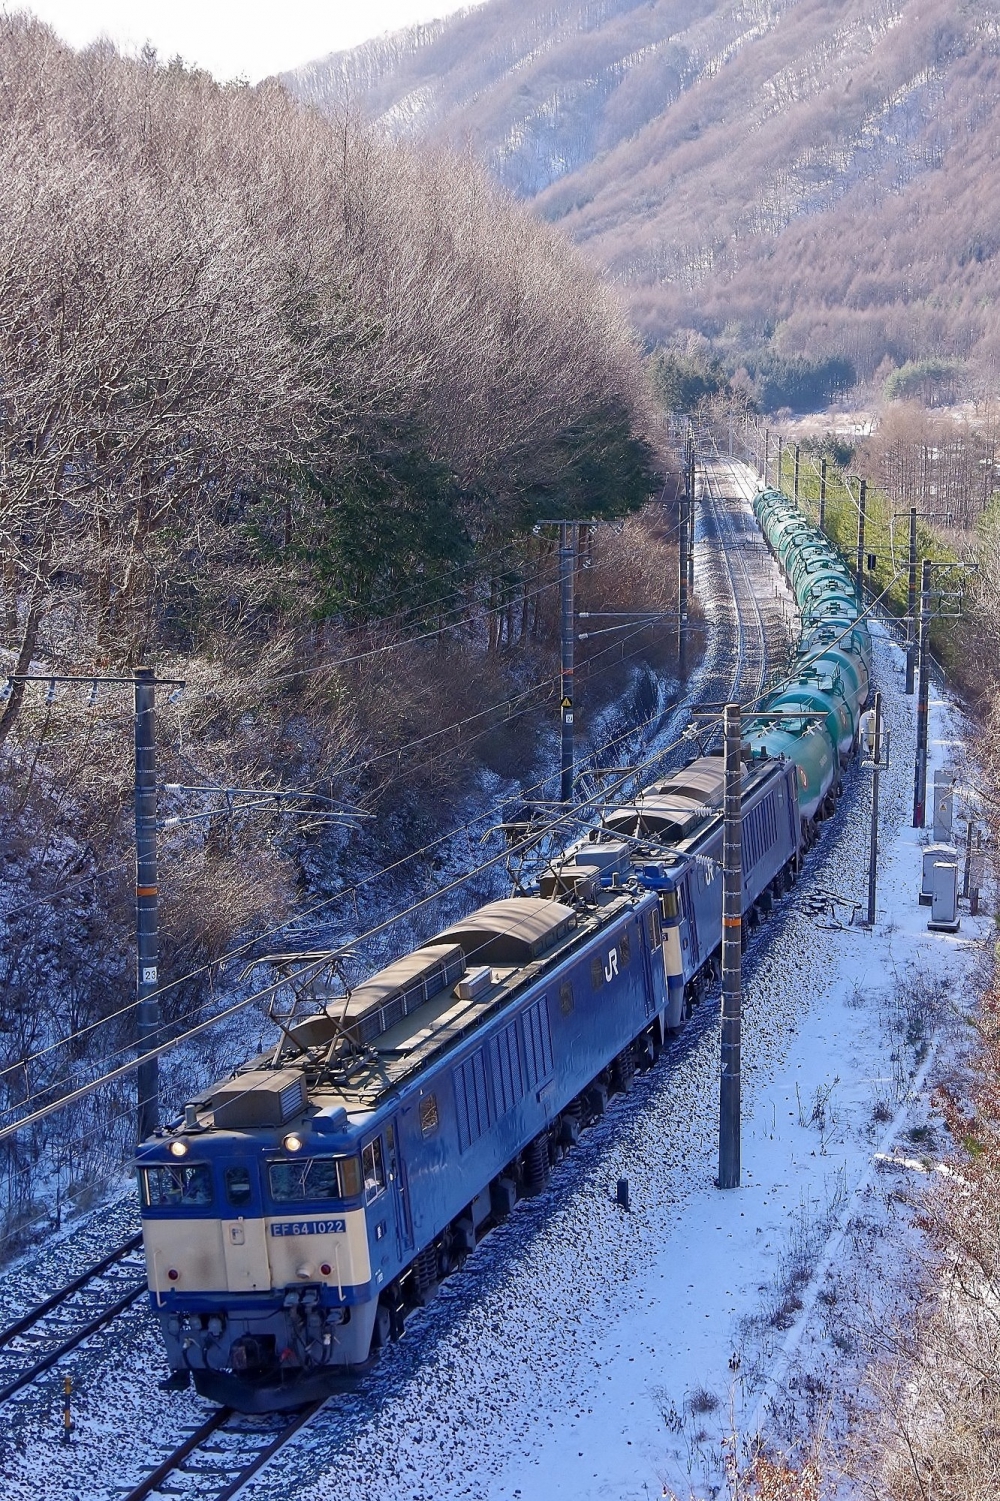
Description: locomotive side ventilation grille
xmin=342 ymin=943 xmax=467 ymax=1048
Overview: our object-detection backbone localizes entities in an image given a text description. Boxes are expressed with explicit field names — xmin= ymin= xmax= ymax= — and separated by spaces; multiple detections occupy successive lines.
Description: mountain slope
xmin=286 ymin=0 xmax=1000 ymax=382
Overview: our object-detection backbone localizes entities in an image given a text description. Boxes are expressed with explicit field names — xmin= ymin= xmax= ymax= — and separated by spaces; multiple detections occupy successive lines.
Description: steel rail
xmin=695 ymin=453 xmax=772 ymax=730
xmin=120 ymin=1398 xmax=324 ymax=1501
xmin=0 ymin=1233 xmax=146 ymax=1404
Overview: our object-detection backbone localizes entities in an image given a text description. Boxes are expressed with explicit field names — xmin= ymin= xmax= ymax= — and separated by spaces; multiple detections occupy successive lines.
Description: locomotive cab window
xmin=646 ymin=906 xmax=662 ymax=948
xmin=268 ymin=1155 xmax=360 ymax=1203
xmin=362 ymin=1138 xmax=386 ymax=1203
xmin=659 ymin=890 xmax=679 ymax=921
xmin=141 ymin=1163 xmax=213 ymax=1209
xmin=225 ymin=1166 xmax=253 ymax=1209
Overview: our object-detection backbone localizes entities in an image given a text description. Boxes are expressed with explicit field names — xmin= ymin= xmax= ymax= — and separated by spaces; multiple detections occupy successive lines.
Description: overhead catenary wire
xmin=259 ymin=569 xmax=563 ymax=685
xmin=0 ymin=538 xmax=687 ymax=1092
xmin=0 ymin=499 xmax=689 ymax=1106
xmin=0 ymin=498 xmax=690 ymax=1164
xmin=0 ymin=666 xmax=706 ymax=1133
xmin=0 ymin=657 xmax=685 ymax=1123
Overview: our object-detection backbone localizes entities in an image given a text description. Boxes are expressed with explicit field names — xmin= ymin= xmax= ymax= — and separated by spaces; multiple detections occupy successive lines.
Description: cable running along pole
xmin=134 ymin=667 xmax=160 ymax=1141
xmin=687 ymin=433 xmax=696 ymax=590
xmin=855 ymin=478 xmax=867 ymax=601
xmin=559 ymin=522 xmax=577 ymax=804
xmin=913 ymin=558 xmax=932 ymax=828
xmin=678 ymin=480 xmax=689 ymax=675
xmin=718 ymin=702 xmax=742 ymax=1190
xmin=906 ymin=505 xmax=918 ymax=694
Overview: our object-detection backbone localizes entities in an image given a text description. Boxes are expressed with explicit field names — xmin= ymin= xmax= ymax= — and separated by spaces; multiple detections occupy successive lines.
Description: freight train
xmin=135 ymin=481 xmax=871 ymax=1412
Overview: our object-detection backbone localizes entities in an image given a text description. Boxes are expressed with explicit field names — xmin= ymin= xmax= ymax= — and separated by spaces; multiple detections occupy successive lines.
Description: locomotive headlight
xmin=282 ymin=1132 xmax=304 ymax=1152
xmin=168 ymin=1139 xmax=189 ymax=1158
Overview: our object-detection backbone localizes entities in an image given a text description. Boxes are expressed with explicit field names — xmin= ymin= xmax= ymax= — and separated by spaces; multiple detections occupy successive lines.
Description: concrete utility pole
xmin=913 ymin=558 xmax=932 ymax=828
xmin=763 ymin=429 xmax=769 ymax=483
xmin=855 ymin=478 xmax=867 ymax=601
xmin=678 ymin=482 xmax=689 ymax=675
xmin=819 ymin=457 xmax=827 ymax=531
xmin=793 ymin=445 xmax=800 ymax=504
xmin=865 ymin=691 xmax=883 ymax=927
xmin=559 ymin=523 xmax=577 ymax=804
xmin=135 ymin=666 xmax=160 ymax=1142
xmin=718 ymin=702 xmax=742 ymax=1190
xmin=686 ymin=436 xmax=695 ymax=591
xmin=906 ymin=505 xmax=918 ymax=694
xmin=776 ymin=437 xmax=784 ymax=491
xmin=688 ymin=471 xmax=695 ymax=591
xmin=3 ymin=668 xmax=182 ymax=1141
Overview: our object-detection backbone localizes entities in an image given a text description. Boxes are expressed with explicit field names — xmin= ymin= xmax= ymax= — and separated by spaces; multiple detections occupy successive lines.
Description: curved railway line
xmin=2 ymin=450 xmax=804 ymax=1498
xmin=701 ymin=456 xmax=770 ymax=710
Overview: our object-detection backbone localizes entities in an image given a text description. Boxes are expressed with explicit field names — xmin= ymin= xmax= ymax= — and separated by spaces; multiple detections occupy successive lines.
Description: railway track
xmin=685 ymin=451 xmax=788 ymax=733
xmin=121 ymin=1397 xmax=323 ymax=1501
xmin=0 ymin=450 xmax=796 ymax=1496
xmin=0 ymin=1232 xmax=146 ymax=1404
xmin=580 ymin=450 xmax=790 ymax=801
xmin=700 ymin=458 xmax=770 ymax=707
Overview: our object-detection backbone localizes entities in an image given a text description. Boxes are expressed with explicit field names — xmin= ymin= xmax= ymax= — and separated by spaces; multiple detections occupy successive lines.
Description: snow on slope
xmin=1 ymin=462 xmax=986 ymax=1500
xmin=246 ymin=465 xmax=986 ymax=1501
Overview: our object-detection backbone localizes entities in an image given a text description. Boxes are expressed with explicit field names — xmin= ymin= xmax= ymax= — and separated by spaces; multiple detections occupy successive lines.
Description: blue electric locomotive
xmin=136 ymin=886 xmax=670 ymax=1410
xmin=134 ymin=481 xmax=871 ymax=1411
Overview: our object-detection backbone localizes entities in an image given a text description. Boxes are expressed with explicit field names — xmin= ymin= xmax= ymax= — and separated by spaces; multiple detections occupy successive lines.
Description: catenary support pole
xmin=866 ymin=691 xmax=882 ymax=927
xmin=135 ymin=666 xmax=160 ymax=1142
xmin=913 ymin=558 xmax=932 ymax=828
xmin=793 ymin=445 xmax=800 ymax=504
xmin=819 ymin=457 xmax=827 ymax=530
xmin=678 ymin=482 xmax=689 ymax=675
xmin=559 ymin=522 xmax=577 ymax=804
xmin=855 ymin=478 xmax=867 ymax=601
xmin=686 ymin=439 xmax=695 ymax=590
xmin=763 ymin=429 xmax=769 ymax=483
xmin=776 ymin=437 xmax=783 ymax=491
xmin=905 ymin=505 xmax=918 ymax=694
xmin=718 ymin=702 xmax=742 ymax=1190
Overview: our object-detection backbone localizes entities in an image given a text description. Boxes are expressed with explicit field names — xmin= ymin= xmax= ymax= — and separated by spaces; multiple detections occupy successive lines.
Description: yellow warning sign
xmin=560 ymin=697 xmax=572 ymax=708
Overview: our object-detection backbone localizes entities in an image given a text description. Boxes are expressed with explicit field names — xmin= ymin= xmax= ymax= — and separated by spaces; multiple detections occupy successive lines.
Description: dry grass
xmin=847 ymin=978 xmax=1000 ymax=1501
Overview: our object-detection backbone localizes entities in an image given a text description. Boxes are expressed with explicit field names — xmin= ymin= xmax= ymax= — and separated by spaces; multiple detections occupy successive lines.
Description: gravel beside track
xmin=0 ymin=456 xmax=825 ymax=1500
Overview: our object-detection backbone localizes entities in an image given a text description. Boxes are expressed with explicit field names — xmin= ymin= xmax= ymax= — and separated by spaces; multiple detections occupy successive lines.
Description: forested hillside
xmin=289 ymin=0 xmax=1000 ymax=386
xmin=0 ymin=14 xmax=667 ymax=1243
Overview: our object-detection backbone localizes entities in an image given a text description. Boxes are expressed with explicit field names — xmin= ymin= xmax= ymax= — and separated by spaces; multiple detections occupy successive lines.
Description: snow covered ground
xmin=0 ymin=466 xmax=988 ymax=1501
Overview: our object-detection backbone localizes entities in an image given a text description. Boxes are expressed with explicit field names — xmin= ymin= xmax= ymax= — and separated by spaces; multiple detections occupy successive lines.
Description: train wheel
xmin=586 ymin=1081 xmax=608 ymax=1119
xmin=634 ymin=1032 xmax=655 ymax=1070
xmin=559 ymin=1099 xmax=584 ymax=1145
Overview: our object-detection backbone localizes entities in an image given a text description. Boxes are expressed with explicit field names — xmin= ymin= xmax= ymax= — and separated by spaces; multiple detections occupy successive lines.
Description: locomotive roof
xmin=193 ymin=890 xmax=639 ymax=1130
xmin=603 ymin=754 xmax=787 ymax=849
xmin=434 ymin=897 xmax=575 ymax=964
